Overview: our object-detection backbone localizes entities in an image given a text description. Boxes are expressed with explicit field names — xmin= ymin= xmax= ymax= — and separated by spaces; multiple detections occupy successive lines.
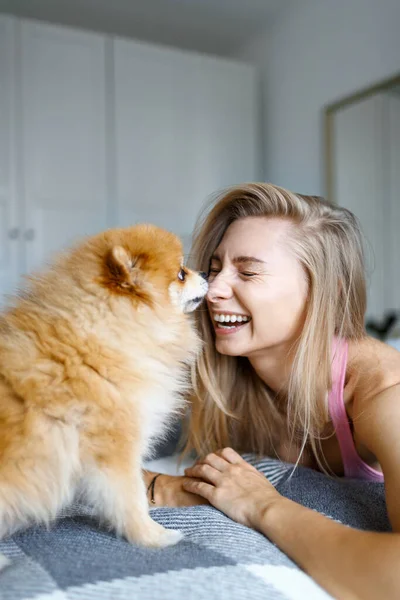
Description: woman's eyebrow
xmin=210 ymin=255 xmax=266 ymax=265
xmin=233 ymin=256 xmax=266 ymax=265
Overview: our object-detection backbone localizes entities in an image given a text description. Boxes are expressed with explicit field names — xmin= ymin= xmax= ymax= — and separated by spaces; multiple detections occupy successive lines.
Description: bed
xmin=0 ymin=451 xmax=389 ymax=600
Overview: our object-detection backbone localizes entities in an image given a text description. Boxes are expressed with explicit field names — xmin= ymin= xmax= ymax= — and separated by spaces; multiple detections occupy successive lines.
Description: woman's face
xmin=206 ymin=216 xmax=309 ymax=359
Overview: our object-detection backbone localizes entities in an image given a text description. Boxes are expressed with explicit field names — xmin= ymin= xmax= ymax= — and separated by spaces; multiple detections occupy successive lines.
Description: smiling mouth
xmin=213 ymin=314 xmax=252 ymax=331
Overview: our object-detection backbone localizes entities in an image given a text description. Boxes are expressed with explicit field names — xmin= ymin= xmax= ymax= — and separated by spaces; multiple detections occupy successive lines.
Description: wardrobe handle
xmin=8 ymin=227 xmax=20 ymax=240
xmin=24 ymin=229 xmax=35 ymax=241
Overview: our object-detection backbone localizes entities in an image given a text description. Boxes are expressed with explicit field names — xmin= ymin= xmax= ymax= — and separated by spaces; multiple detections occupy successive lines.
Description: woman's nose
xmin=206 ymin=273 xmax=233 ymax=302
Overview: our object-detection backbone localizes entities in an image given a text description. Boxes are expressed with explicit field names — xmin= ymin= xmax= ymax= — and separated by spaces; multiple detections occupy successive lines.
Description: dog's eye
xmin=178 ymin=268 xmax=186 ymax=282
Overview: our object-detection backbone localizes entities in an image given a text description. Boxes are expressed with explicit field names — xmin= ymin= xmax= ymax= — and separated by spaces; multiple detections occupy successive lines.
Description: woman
xmin=145 ymin=183 xmax=400 ymax=599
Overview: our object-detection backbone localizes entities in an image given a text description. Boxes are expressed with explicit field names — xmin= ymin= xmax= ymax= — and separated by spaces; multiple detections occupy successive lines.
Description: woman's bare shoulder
xmin=347 ymin=336 xmax=400 ymax=402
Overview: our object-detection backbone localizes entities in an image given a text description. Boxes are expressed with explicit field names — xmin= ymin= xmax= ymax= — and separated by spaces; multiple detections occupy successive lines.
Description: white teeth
xmin=213 ymin=314 xmax=250 ymax=323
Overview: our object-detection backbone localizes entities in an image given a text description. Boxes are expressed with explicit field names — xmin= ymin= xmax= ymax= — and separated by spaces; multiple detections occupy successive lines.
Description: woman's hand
xmin=183 ymin=448 xmax=282 ymax=529
xmin=147 ymin=473 xmax=209 ymax=508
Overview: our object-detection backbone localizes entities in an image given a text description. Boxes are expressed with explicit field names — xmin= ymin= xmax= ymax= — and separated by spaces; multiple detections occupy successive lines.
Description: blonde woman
xmin=145 ymin=183 xmax=400 ymax=600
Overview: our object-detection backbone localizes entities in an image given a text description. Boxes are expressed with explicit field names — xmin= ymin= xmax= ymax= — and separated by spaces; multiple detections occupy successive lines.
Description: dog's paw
xmin=126 ymin=519 xmax=183 ymax=548
xmin=156 ymin=527 xmax=183 ymax=547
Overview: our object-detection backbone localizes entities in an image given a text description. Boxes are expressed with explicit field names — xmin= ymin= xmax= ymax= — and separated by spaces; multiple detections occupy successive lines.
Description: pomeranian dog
xmin=0 ymin=224 xmax=207 ymax=548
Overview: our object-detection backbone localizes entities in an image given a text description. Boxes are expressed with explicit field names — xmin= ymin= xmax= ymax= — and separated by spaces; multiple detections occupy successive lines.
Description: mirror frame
xmin=324 ymin=72 xmax=400 ymax=204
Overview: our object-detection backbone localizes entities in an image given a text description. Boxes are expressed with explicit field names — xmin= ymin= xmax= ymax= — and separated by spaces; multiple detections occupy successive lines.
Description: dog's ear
xmin=104 ymin=246 xmax=149 ymax=299
xmin=107 ymin=246 xmax=135 ymax=286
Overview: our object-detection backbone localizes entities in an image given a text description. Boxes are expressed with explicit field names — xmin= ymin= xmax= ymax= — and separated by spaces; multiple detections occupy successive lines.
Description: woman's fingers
xmin=184 ymin=462 xmax=221 ymax=484
xmin=184 ymin=449 xmax=256 ymax=485
xmin=182 ymin=479 xmax=215 ymax=502
xmin=188 ymin=448 xmax=247 ymax=471
xmin=215 ymin=447 xmax=247 ymax=465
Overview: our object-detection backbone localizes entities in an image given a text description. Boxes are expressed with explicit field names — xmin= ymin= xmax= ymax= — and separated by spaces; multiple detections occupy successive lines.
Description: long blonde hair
xmin=184 ymin=183 xmax=367 ymax=468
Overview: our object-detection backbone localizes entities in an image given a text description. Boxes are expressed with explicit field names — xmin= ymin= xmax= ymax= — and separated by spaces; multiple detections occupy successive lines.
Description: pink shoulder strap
xmin=328 ymin=338 xmax=384 ymax=481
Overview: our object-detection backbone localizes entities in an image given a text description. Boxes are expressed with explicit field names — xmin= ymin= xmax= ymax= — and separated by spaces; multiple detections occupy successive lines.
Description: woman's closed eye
xmin=208 ymin=268 xmax=221 ymax=279
xmin=208 ymin=268 xmax=261 ymax=279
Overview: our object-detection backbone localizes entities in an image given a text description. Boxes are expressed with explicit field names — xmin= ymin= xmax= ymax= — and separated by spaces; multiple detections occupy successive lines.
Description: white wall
xmin=237 ymin=0 xmax=400 ymax=195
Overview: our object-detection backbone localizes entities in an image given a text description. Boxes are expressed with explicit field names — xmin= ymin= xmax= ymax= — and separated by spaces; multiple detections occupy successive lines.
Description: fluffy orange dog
xmin=0 ymin=224 xmax=207 ymax=548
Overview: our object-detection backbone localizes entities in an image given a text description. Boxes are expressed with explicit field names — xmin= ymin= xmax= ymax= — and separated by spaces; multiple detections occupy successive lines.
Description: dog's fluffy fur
xmin=0 ymin=224 xmax=207 ymax=548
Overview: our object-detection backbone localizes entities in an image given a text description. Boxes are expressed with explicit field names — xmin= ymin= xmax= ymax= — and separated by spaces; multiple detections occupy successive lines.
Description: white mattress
xmin=144 ymin=453 xmax=193 ymax=476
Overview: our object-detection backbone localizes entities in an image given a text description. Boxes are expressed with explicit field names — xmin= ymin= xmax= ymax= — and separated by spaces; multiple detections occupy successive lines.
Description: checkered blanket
xmin=0 ymin=456 xmax=389 ymax=600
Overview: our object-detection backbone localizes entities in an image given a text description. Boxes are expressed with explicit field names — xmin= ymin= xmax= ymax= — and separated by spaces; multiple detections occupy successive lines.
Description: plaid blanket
xmin=0 ymin=456 xmax=389 ymax=600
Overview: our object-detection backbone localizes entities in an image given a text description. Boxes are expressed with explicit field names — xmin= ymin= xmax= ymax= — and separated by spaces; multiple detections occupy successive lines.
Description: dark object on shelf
xmin=366 ymin=311 xmax=399 ymax=340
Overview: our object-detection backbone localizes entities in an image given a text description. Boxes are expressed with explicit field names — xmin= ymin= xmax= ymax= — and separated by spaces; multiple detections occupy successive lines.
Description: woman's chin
xmin=215 ymin=338 xmax=248 ymax=357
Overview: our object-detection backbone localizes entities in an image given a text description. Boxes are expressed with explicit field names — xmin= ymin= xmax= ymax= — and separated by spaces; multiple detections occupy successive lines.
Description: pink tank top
xmin=328 ymin=338 xmax=384 ymax=482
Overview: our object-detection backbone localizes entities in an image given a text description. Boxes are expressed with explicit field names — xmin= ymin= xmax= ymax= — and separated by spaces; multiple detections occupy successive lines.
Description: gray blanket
xmin=0 ymin=457 xmax=389 ymax=600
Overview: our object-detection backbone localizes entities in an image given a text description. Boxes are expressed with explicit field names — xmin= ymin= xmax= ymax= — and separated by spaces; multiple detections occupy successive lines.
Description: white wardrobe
xmin=0 ymin=16 xmax=259 ymax=303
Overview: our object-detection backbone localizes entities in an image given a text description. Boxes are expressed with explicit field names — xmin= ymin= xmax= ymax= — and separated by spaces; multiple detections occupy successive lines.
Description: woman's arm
xmin=184 ymin=434 xmax=400 ymax=600
xmin=352 ymin=383 xmax=400 ymax=532
xmin=260 ymin=494 xmax=400 ymax=600
xmin=143 ymin=470 xmax=208 ymax=507
xmin=266 ymin=378 xmax=400 ymax=599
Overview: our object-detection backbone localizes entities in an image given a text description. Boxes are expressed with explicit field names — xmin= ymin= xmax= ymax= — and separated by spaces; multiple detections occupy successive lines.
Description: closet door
xmin=190 ymin=53 xmax=259 ymax=227
xmin=114 ymin=39 xmax=258 ymax=254
xmin=0 ymin=16 xmax=20 ymax=303
xmin=20 ymin=20 xmax=108 ymax=275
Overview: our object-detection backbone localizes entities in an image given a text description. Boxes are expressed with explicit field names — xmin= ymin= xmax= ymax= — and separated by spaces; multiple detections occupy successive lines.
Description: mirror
xmin=325 ymin=74 xmax=400 ymax=344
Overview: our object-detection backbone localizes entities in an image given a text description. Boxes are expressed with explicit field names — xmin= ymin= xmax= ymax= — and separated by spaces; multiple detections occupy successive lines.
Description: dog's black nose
xmin=200 ymin=272 xmax=208 ymax=280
